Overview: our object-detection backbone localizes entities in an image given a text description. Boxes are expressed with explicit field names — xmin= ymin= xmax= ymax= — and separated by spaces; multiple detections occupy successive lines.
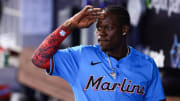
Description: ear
xmin=122 ymin=25 xmax=129 ymax=36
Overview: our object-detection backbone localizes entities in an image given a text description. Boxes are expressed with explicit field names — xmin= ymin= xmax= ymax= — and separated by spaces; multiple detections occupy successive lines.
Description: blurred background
xmin=0 ymin=0 xmax=180 ymax=101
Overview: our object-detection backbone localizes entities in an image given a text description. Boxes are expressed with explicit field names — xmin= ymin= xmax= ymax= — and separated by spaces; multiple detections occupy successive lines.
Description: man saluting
xmin=32 ymin=5 xmax=166 ymax=101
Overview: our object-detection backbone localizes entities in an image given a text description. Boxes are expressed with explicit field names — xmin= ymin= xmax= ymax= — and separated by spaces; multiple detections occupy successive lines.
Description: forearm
xmin=32 ymin=5 xmax=102 ymax=69
xmin=32 ymin=25 xmax=70 ymax=69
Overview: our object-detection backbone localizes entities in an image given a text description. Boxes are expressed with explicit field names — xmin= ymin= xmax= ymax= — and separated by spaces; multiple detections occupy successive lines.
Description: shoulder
xmin=68 ymin=44 xmax=98 ymax=53
xmin=130 ymin=46 xmax=154 ymax=64
xmin=55 ymin=45 xmax=98 ymax=55
xmin=129 ymin=46 xmax=157 ymax=80
xmin=130 ymin=46 xmax=156 ymax=72
xmin=70 ymin=45 xmax=98 ymax=51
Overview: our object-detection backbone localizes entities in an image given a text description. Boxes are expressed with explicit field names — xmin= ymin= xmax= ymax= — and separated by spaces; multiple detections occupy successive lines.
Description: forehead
xmin=97 ymin=13 xmax=118 ymax=25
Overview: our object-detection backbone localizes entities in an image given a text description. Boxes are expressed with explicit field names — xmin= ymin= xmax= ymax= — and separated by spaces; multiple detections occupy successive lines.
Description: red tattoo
xmin=32 ymin=25 xmax=70 ymax=69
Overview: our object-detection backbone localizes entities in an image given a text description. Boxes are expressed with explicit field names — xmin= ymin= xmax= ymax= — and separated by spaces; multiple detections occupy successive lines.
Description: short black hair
xmin=104 ymin=5 xmax=130 ymax=27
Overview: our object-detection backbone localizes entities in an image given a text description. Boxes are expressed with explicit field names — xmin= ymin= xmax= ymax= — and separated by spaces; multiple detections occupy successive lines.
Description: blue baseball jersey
xmin=46 ymin=44 xmax=166 ymax=101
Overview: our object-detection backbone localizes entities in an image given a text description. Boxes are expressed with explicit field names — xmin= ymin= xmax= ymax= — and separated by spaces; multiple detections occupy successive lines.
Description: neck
xmin=106 ymin=43 xmax=129 ymax=60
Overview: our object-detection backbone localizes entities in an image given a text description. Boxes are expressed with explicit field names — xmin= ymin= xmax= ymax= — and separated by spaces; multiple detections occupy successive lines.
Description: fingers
xmin=83 ymin=5 xmax=94 ymax=11
xmin=83 ymin=5 xmax=104 ymax=19
xmin=70 ymin=5 xmax=105 ymax=28
xmin=96 ymin=11 xmax=104 ymax=19
xmin=86 ymin=18 xmax=97 ymax=28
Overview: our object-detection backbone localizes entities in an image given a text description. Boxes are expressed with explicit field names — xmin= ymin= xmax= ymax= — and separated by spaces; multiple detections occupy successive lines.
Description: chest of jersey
xmin=73 ymin=54 xmax=148 ymax=100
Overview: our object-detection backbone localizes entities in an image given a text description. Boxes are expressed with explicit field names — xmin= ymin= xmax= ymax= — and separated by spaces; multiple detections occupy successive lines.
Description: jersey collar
xmin=95 ymin=44 xmax=133 ymax=63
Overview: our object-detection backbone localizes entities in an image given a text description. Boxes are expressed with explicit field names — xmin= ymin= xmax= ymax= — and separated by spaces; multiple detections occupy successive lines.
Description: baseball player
xmin=32 ymin=5 xmax=166 ymax=101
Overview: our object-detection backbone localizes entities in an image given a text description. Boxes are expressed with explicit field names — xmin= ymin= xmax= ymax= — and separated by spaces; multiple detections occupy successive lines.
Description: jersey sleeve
xmin=144 ymin=60 xmax=166 ymax=101
xmin=46 ymin=47 xmax=79 ymax=85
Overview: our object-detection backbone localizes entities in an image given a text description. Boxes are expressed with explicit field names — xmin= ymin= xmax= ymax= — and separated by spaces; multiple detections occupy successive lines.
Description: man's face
xmin=96 ymin=13 xmax=124 ymax=51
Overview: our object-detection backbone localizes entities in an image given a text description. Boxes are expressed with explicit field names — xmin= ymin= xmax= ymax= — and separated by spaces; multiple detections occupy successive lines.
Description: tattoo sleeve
xmin=32 ymin=25 xmax=70 ymax=69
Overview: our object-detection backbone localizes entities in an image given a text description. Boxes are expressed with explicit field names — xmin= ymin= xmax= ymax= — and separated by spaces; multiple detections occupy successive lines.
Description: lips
xmin=98 ymin=40 xmax=109 ymax=42
xmin=97 ymin=35 xmax=110 ymax=45
xmin=98 ymin=38 xmax=110 ymax=42
xmin=98 ymin=39 xmax=110 ymax=45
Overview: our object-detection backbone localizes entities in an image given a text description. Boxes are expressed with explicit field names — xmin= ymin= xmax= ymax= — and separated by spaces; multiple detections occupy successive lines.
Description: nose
xmin=96 ymin=28 xmax=107 ymax=37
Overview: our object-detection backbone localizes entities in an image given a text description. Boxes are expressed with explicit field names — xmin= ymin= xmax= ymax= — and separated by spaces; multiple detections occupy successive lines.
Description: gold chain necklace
xmin=107 ymin=47 xmax=129 ymax=79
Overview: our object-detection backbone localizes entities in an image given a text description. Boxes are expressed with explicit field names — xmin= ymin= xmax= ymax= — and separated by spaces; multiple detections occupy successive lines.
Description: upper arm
xmin=46 ymin=48 xmax=80 ymax=85
xmin=144 ymin=60 xmax=166 ymax=101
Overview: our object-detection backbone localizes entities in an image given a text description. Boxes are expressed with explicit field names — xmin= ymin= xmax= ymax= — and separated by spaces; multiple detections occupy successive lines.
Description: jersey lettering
xmin=83 ymin=75 xmax=145 ymax=95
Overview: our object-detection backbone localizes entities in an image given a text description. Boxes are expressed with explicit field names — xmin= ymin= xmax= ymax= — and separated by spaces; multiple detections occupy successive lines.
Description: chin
xmin=100 ymin=45 xmax=110 ymax=52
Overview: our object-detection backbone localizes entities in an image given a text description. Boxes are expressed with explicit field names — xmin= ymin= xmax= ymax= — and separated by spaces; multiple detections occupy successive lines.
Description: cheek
xmin=111 ymin=37 xmax=119 ymax=45
xmin=96 ymin=30 xmax=101 ymax=36
xmin=108 ymin=31 xmax=121 ymax=39
xmin=96 ymin=31 xmax=100 ymax=35
xmin=110 ymin=32 xmax=123 ymax=43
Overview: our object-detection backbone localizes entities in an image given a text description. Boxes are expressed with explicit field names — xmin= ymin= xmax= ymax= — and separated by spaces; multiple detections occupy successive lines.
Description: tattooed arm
xmin=31 ymin=25 xmax=70 ymax=69
xmin=31 ymin=5 xmax=103 ymax=69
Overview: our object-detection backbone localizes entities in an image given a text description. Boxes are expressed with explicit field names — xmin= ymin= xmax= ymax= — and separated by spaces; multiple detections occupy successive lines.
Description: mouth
xmin=98 ymin=38 xmax=110 ymax=42
xmin=98 ymin=39 xmax=110 ymax=44
xmin=98 ymin=39 xmax=111 ymax=51
xmin=98 ymin=40 xmax=108 ymax=42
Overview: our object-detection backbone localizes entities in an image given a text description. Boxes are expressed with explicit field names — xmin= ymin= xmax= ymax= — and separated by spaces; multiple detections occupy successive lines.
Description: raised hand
xmin=64 ymin=5 xmax=104 ymax=30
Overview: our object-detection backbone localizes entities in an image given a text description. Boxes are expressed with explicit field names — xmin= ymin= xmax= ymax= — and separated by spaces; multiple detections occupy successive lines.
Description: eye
xmin=105 ymin=26 xmax=113 ymax=31
xmin=96 ymin=26 xmax=102 ymax=31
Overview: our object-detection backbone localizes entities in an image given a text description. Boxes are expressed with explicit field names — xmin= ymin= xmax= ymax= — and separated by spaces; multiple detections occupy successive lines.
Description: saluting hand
xmin=63 ymin=5 xmax=104 ymax=30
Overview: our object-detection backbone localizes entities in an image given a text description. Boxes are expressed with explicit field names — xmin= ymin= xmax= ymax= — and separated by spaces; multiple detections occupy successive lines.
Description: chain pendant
xmin=109 ymin=72 xmax=116 ymax=79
